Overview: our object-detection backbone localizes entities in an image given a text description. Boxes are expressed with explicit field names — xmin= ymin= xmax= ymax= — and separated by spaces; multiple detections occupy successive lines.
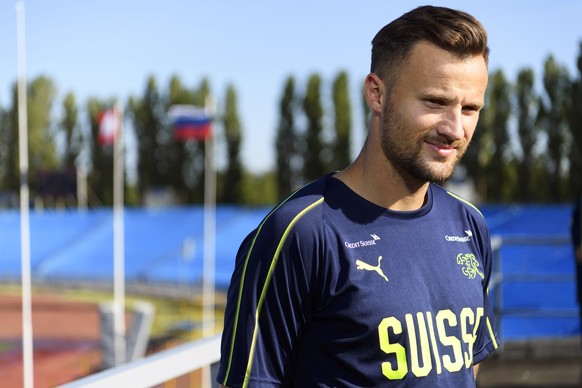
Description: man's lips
xmin=426 ymin=141 xmax=457 ymax=157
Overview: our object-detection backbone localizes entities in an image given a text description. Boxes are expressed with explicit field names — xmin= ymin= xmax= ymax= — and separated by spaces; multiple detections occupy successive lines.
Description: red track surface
xmin=0 ymin=294 xmax=102 ymax=387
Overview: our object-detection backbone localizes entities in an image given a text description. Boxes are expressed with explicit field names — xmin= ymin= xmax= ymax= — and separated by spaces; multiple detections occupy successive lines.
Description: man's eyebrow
xmin=417 ymin=92 xmax=455 ymax=103
xmin=418 ymin=92 xmax=484 ymax=108
xmin=466 ymin=102 xmax=485 ymax=110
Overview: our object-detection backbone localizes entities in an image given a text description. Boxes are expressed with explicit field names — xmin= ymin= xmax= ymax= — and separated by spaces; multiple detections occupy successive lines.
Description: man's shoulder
xmin=431 ymin=183 xmax=486 ymax=220
xmin=262 ymin=175 xmax=330 ymax=229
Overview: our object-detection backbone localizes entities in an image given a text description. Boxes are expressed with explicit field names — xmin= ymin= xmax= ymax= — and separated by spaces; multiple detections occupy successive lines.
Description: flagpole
xmin=112 ymin=101 xmax=126 ymax=366
xmin=16 ymin=2 xmax=34 ymax=387
xmin=200 ymin=98 xmax=216 ymax=388
xmin=168 ymin=100 xmax=215 ymax=387
xmin=76 ymin=164 xmax=88 ymax=211
xmin=202 ymin=96 xmax=216 ymax=338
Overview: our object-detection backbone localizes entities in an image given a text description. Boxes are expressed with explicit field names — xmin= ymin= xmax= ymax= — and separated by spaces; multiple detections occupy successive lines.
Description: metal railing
xmin=490 ymin=234 xmax=573 ymax=340
xmin=58 ymin=334 xmax=221 ymax=388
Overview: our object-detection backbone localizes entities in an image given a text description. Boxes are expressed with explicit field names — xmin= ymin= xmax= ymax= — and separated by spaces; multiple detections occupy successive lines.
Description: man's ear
xmin=364 ymin=73 xmax=384 ymax=114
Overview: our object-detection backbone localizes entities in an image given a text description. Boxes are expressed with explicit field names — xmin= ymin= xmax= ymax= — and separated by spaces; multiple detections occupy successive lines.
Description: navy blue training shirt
xmin=218 ymin=174 xmax=499 ymax=387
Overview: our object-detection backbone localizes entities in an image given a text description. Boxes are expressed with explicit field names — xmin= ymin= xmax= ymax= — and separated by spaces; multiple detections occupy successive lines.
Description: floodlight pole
xmin=16 ymin=1 xmax=34 ymax=387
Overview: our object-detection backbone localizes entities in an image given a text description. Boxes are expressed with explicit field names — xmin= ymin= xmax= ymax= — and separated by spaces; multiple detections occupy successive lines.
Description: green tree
xmin=539 ymin=55 xmax=571 ymax=201
xmin=302 ymin=74 xmax=326 ymax=182
xmin=515 ymin=68 xmax=540 ymax=202
xmin=60 ymin=92 xmax=82 ymax=169
xmin=275 ymin=76 xmax=298 ymax=198
xmin=486 ymin=70 xmax=512 ymax=202
xmin=0 ymin=107 xmax=4 ymax=183
xmin=221 ymin=84 xmax=244 ymax=204
xmin=165 ymin=75 xmax=195 ymax=203
xmin=570 ymin=42 xmax=582 ymax=198
xmin=87 ymin=97 xmax=114 ymax=205
xmin=463 ymin=85 xmax=491 ymax=201
xmin=330 ymin=71 xmax=352 ymax=171
xmin=241 ymin=171 xmax=278 ymax=205
xmin=28 ymin=76 xmax=58 ymax=175
xmin=0 ymin=84 xmax=19 ymax=192
xmin=128 ymin=76 xmax=165 ymax=203
xmin=463 ymin=122 xmax=484 ymax=200
xmin=0 ymin=77 xmax=58 ymax=196
xmin=128 ymin=75 xmax=212 ymax=205
xmin=179 ymin=78 xmax=212 ymax=204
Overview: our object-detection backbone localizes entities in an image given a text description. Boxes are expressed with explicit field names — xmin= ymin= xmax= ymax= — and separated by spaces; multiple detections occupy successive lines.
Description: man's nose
xmin=438 ymin=107 xmax=464 ymax=141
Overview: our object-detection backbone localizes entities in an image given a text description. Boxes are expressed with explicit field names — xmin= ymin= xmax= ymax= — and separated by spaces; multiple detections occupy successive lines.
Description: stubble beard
xmin=380 ymin=100 xmax=467 ymax=184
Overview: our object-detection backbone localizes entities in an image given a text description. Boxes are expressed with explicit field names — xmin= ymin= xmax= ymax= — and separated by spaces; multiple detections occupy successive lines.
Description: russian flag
xmin=98 ymin=106 xmax=121 ymax=145
xmin=168 ymin=104 xmax=212 ymax=141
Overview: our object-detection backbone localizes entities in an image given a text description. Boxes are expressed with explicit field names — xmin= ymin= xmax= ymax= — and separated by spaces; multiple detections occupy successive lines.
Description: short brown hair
xmin=371 ymin=6 xmax=489 ymax=86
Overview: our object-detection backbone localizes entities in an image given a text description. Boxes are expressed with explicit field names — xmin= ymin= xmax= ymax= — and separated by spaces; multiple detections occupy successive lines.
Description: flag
xmin=168 ymin=104 xmax=212 ymax=141
xmin=98 ymin=106 xmax=121 ymax=145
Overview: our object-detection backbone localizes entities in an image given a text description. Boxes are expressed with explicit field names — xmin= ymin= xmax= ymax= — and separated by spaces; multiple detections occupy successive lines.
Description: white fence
xmin=58 ymin=334 xmax=221 ymax=388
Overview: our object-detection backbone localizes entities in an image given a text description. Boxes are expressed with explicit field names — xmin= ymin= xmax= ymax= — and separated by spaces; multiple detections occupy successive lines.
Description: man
xmin=218 ymin=5 xmax=499 ymax=387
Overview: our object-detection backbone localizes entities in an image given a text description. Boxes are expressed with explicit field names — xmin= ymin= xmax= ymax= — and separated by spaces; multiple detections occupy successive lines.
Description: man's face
xmin=380 ymin=41 xmax=488 ymax=183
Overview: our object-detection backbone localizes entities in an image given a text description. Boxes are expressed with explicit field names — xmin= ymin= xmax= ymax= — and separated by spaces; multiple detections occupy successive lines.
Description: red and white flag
xmin=98 ymin=106 xmax=121 ymax=145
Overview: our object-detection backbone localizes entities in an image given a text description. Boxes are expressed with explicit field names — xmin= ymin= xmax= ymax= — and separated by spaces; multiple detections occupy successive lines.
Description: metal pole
xmin=202 ymin=99 xmax=216 ymax=338
xmin=201 ymin=98 xmax=216 ymax=388
xmin=76 ymin=165 xmax=88 ymax=211
xmin=113 ymin=102 xmax=126 ymax=365
xmin=16 ymin=1 xmax=34 ymax=387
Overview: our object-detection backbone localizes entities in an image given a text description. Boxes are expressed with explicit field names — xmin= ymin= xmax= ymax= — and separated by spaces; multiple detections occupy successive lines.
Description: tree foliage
xmin=486 ymin=70 xmax=512 ymax=202
xmin=330 ymin=71 xmax=352 ymax=171
xmin=275 ymin=76 xmax=299 ymax=198
xmin=302 ymin=74 xmax=326 ymax=182
xmin=128 ymin=76 xmax=165 ymax=202
xmin=0 ymin=76 xmax=58 ymax=197
xmin=60 ymin=92 xmax=82 ymax=169
xmin=0 ymin=84 xmax=19 ymax=192
xmin=1 ymin=41 xmax=582 ymax=207
xmin=221 ymin=84 xmax=244 ymax=204
xmin=28 ymin=76 xmax=58 ymax=174
xmin=515 ymin=68 xmax=539 ymax=202
xmin=569 ymin=42 xmax=582 ymax=197
xmin=86 ymin=97 xmax=114 ymax=205
xmin=539 ymin=55 xmax=571 ymax=200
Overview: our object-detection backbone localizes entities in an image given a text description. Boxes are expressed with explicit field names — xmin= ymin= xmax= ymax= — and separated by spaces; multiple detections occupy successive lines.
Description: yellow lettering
xmin=460 ymin=307 xmax=475 ymax=368
xmin=405 ymin=313 xmax=432 ymax=377
xmin=379 ymin=307 xmax=485 ymax=380
xmin=426 ymin=311 xmax=442 ymax=375
xmin=473 ymin=307 xmax=484 ymax=338
xmin=471 ymin=308 xmax=484 ymax=360
xmin=436 ymin=310 xmax=464 ymax=372
xmin=378 ymin=317 xmax=408 ymax=380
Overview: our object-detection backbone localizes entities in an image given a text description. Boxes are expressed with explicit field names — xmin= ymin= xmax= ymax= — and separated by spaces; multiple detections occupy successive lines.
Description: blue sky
xmin=0 ymin=1 xmax=581 ymax=173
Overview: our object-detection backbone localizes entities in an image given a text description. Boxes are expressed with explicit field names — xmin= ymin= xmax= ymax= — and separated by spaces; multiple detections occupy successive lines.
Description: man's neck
xmin=334 ymin=144 xmax=429 ymax=211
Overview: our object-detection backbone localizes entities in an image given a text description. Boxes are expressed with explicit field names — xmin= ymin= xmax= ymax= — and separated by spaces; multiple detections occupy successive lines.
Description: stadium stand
xmin=0 ymin=204 xmax=573 ymax=341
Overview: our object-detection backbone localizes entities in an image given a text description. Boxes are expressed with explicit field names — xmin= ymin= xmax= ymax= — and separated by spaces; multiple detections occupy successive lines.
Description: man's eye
xmin=426 ymin=99 xmax=444 ymax=107
xmin=463 ymin=105 xmax=481 ymax=114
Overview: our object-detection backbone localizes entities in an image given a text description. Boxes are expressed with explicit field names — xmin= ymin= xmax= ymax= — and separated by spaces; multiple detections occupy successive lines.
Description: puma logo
xmin=356 ymin=256 xmax=389 ymax=282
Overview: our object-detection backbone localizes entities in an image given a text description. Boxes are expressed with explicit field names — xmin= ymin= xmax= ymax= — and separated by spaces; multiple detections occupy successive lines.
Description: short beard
xmin=380 ymin=99 xmax=466 ymax=184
